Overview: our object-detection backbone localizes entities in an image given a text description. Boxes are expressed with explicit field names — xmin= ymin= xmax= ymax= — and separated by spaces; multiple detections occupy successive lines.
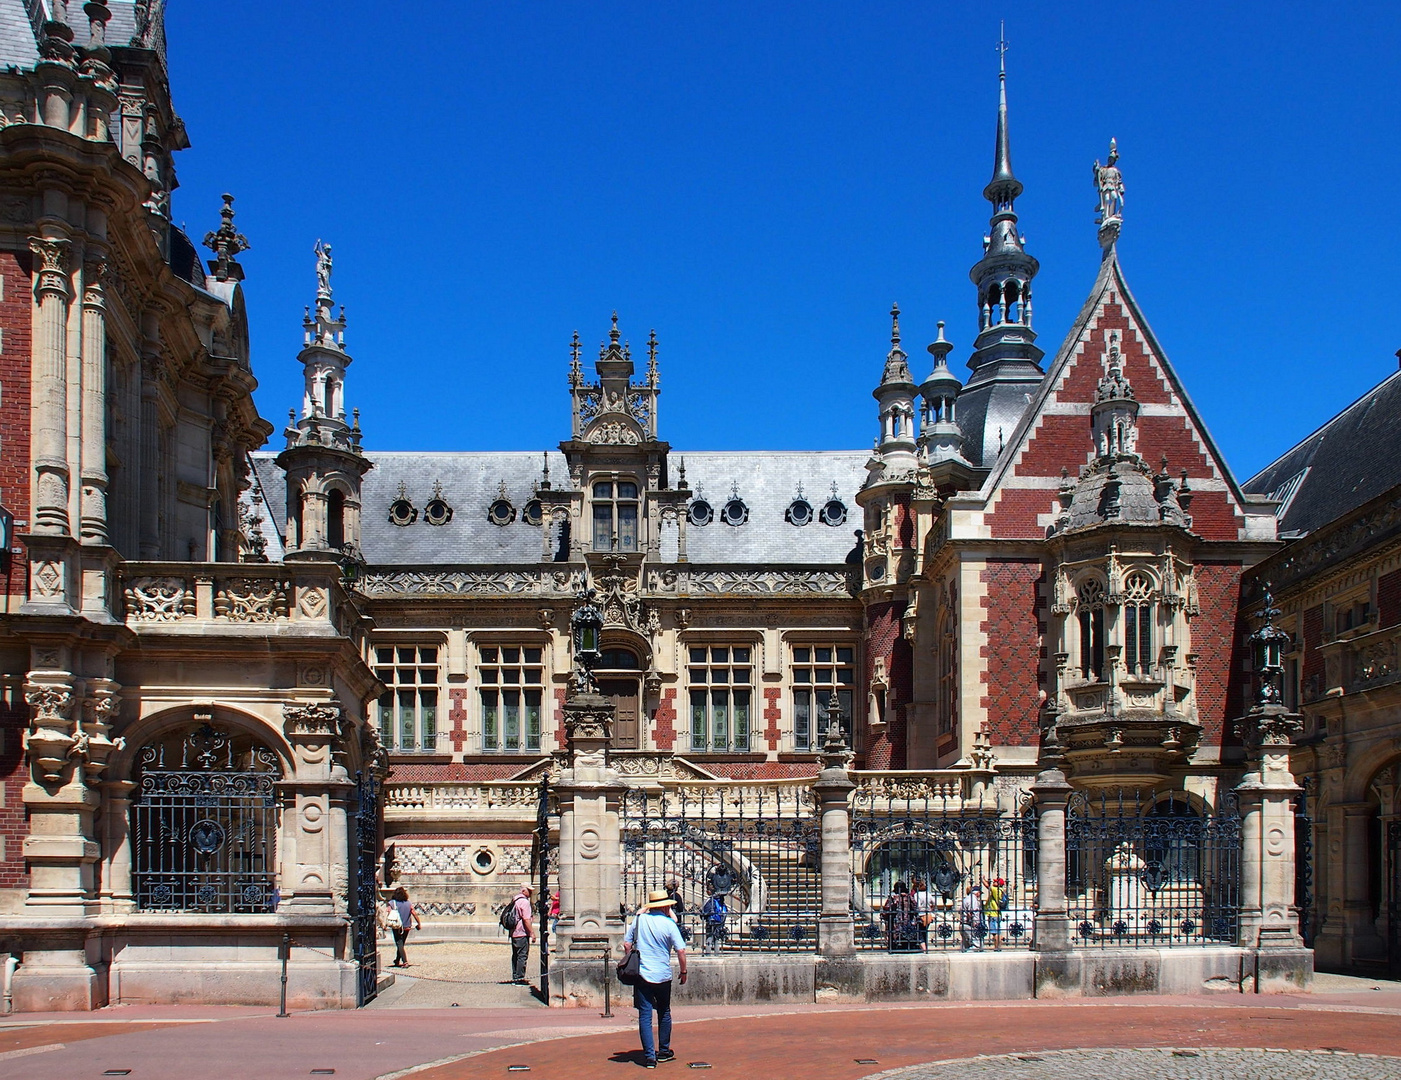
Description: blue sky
xmin=165 ymin=1 xmax=1401 ymax=482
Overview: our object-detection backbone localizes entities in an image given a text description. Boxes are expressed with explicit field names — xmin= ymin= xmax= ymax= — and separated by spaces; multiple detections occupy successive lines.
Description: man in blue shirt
xmin=622 ymin=888 xmax=689 ymax=1068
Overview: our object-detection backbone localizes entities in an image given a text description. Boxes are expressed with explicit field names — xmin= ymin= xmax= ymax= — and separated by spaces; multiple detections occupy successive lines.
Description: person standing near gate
xmin=960 ymin=884 xmax=985 ymax=952
xmin=508 ymin=883 xmax=536 ymax=984
xmin=388 ymin=885 xmax=421 ymax=968
xmin=622 ymin=889 xmax=688 ymax=1068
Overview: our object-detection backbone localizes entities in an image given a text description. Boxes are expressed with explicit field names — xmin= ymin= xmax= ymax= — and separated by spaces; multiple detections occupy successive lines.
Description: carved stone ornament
xmin=125 ymin=576 xmax=194 ymax=620
xmin=283 ymin=701 xmax=343 ymax=738
xmin=24 ymin=683 xmax=75 ymax=783
xmin=214 ymin=577 xmax=290 ymax=621
xmin=298 ymin=586 xmax=328 ymax=619
xmin=1233 ymin=707 xmax=1303 ymax=752
xmin=33 ymin=560 xmax=64 ymax=597
xmin=28 ymin=236 xmax=71 ymax=297
xmin=590 ymin=554 xmax=654 ymax=637
xmin=586 ymin=420 xmax=642 ymax=446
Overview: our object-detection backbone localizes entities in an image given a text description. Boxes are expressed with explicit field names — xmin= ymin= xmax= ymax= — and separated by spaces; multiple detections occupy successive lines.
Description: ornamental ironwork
xmin=132 ymin=722 xmax=280 ymax=915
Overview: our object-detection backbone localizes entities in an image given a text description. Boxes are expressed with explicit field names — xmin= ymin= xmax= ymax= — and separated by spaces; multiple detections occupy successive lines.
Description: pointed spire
xmin=202 ymin=194 xmax=249 ymax=283
xmin=984 ymin=23 xmax=1023 ymax=209
xmin=568 ymin=330 xmax=583 ymax=387
xmin=609 ymin=311 xmax=621 ymax=348
xmin=880 ymin=302 xmax=912 ymax=385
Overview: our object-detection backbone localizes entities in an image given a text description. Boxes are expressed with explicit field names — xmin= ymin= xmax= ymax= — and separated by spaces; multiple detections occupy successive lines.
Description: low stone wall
xmin=548 ymin=947 xmax=1311 ymax=1008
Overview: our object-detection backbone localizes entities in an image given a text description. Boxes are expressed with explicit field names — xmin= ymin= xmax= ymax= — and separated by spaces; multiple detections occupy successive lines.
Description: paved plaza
xmin=1 ymin=967 xmax=1400 ymax=1079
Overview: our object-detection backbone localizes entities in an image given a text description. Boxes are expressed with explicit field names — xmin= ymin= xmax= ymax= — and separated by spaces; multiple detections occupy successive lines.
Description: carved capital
xmin=282 ymin=701 xmax=343 ymax=738
xmin=28 ymin=236 xmax=71 ymax=297
xmin=82 ymin=255 xmax=107 ymax=308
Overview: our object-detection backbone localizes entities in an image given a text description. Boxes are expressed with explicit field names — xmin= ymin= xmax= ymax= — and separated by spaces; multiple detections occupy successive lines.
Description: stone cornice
xmin=1248 ymin=484 xmax=1401 ymax=597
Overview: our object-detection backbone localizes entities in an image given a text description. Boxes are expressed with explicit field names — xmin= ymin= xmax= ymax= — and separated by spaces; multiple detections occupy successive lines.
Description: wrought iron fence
xmin=850 ymin=783 xmax=1037 ymax=951
xmin=352 ymin=769 xmax=381 ymax=1005
xmin=1065 ymin=789 xmax=1240 ymax=948
xmin=1295 ymin=776 xmax=1314 ymax=948
xmin=132 ymin=722 xmax=280 ymax=913
xmin=620 ymin=783 xmax=819 ymax=952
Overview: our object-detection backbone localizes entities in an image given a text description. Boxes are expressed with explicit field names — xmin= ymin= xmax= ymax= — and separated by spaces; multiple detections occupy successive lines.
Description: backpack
xmin=499 ymin=898 xmax=520 ymax=934
xmin=702 ymin=897 xmax=727 ymax=923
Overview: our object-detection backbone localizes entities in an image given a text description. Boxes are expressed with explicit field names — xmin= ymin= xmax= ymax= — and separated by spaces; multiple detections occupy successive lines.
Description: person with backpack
xmin=700 ymin=889 xmax=728 ymax=955
xmin=501 ymin=883 xmax=536 ymax=984
xmin=883 ymin=881 xmax=920 ymax=952
xmin=387 ymin=885 xmax=421 ymax=968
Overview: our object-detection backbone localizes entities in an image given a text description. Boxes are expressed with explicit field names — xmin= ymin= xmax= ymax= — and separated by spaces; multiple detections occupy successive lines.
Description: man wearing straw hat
xmin=622 ymin=888 xmax=689 ymax=1068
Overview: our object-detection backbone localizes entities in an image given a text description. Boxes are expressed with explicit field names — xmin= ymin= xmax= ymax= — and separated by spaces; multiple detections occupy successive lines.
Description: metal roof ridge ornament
xmin=1093 ymin=138 xmax=1125 ymax=253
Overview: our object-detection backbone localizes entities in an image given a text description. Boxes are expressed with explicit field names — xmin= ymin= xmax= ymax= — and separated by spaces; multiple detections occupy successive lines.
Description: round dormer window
xmin=689 ymin=500 xmax=713 ymax=527
xmin=388 ymin=498 xmax=417 ymax=527
xmin=722 ymin=498 xmax=749 ymax=527
xmin=821 ymin=499 xmax=848 ymax=527
xmin=424 ymin=497 xmax=453 ymax=526
xmin=488 ymin=499 xmax=516 ymax=527
xmin=523 ymin=499 xmax=543 ymax=526
xmin=786 ymin=499 xmax=813 ymax=527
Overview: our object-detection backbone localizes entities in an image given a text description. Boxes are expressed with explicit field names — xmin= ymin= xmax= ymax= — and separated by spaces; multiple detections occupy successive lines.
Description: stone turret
xmin=869 ymin=303 xmax=918 ymax=481
xmin=276 ymin=242 xmax=372 ymax=562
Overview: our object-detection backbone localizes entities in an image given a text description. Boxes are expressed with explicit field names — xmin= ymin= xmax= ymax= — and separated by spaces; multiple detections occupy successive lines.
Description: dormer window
xmin=786 ymin=498 xmax=813 ymax=527
xmin=722 ymin=497 xmax=748 ymax=527
xmin=688 ymin=499 xmax=713 ymax=527
xmin=821 ymin=499 xmax=848 ymax=527
xmin=592 ymin=479 xmax=639 ymax=551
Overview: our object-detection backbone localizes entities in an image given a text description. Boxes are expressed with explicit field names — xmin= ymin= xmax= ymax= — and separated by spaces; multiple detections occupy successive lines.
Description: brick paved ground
xmin=0 ymin=977 xmax=1399 ymax=1079
xmin=872 ymin=1048 xmax=1401 ymax=1080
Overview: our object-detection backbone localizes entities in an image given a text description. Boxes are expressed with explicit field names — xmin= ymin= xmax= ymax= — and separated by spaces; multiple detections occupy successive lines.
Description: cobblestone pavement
xmin=369 ymin=938 xmax=548 ymax=1009
xmin=867 ymin=1048 xmax=1401 ymax=1080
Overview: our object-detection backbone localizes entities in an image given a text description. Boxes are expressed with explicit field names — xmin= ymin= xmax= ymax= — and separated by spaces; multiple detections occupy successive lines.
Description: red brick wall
xmin=447 ymin=688 xmax=469 ymax=753
xmin=0 ymin=685 xmax=28 ymax=889
xmin=0 ymin=251 xmax=31 ymax=596
xmin=863 ymin=599 xmax=908 ymax=768
xmin=553 ymin=687 xmax=567 ymax=749
xmin=1379 ymin=568 xmax=1401 ymax=630
xmin=978 ymin=560 xmax=1046 ymax=746
xmin=1192 ymin=562 xmax=1248 ymax=746
xmin=653 ymin=687 xmax=676 ymax=751
xmin=762 ymin=687 xmax=782 ymax=751
xmin=985 ymin=297 xmax=1244 ymax=542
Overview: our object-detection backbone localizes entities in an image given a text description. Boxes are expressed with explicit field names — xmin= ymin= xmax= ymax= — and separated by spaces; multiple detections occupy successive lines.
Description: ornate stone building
xmin=0 ymin=7 xmax=1352 ymax=1010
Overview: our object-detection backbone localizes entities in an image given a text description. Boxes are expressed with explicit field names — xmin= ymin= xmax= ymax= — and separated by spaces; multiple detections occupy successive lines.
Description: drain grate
xmin=102 ymin=1072 xmax=132 ymax=1077
xmin=855 ymin=1060 xmax=880 ymax=1065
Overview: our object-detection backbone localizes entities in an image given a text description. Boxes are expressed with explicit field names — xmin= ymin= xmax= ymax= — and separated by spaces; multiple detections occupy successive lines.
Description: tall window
xmin=937 ymin=612 xmax=957 ymax=736
xmin=592 ymin=479 xmax=639 ymax=552
xmin=687 ymin=646 xmax=752 ymax=752
xmin=1077 ymin=580 xmax=1105 ymax=681
xmin=1123 ymin=572 xmax=1155 ymax=676
xmin=793 ymin=645 xmax=854 ymax=750
xmin=480 ymin=646 xmax=543 ymax=751
xmin=375 ymin=645 xmax=440 ymax=751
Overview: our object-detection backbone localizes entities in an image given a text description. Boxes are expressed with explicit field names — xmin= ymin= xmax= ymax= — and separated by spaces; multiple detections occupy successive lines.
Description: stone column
xmin=1030 ymin=767 xmax=1081 ymax=997
xmin=549 ymin=684 xmax=625 ymax=1006
xmin=138 ymin=328 xmax=161 ymax=557
xmin=78 ymin=254 xmax=109 ymax=544
xmin=98 ymin=778 xmax=137 ymax=910
xmin=1233 ymin=706 xmax=1312 ymax=991
xmin=279 ymin=701 xmax=355 ymax=914
xmin=28 ymin=236 xmax=73 ymax=536
xmin=814 ymin=727 xmax=855 ymax=957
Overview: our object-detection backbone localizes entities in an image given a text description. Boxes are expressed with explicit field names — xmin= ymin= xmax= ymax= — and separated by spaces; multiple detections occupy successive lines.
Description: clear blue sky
xmin=165 ymin=1 xmax=1401 ymax=483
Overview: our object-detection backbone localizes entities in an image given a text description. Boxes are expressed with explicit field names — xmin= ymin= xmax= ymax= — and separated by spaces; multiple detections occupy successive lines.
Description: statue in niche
xmin=1093 ymin=139 xmax=1125 ymax=224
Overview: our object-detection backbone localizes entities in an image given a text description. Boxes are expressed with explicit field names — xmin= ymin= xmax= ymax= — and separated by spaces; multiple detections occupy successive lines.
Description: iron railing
xmin=1065 ymin=789 xmax=1240 ymax=948
xmin=352 ymin=769 xmax=381 ymax=1005
xmin=621 ymin=782 xmax=819 ymax=952
xmin=850 ymin=784 xmax=1036 ymax=951
xmin=132 ymin=722 xmax=280 ymax=913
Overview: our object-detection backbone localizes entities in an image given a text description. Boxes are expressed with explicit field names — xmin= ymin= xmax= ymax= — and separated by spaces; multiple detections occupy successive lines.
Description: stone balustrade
xmin=850 ymin=768 xmax=991 ymax=810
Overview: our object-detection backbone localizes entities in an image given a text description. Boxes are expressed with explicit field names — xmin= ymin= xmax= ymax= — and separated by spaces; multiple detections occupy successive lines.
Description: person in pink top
xmin=509 ymin=883 xmax=536 ymax=984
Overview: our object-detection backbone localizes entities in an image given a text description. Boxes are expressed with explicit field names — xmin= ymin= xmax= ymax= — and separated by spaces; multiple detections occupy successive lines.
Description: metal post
xmin=601 ymin=948 xmax=612 ymax=1018
xmin=537 ymin=774 xmax=551 ymax=988
xmin=277 ymin=933 xmax=290 ymax=1017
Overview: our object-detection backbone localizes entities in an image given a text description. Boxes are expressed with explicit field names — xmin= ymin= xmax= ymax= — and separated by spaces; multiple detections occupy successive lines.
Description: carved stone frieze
xmin=360 ymin=568 xmax=550 ymax=597
xmin=214 ymin=577 xmax=289 ymax=621
xmin=586 ymin=420 xmax=642 ymax=445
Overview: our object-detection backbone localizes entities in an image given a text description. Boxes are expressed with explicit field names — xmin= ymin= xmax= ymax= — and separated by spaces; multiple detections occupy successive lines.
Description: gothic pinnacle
xmin=985 ymin=22 xmax=1022 ymax=207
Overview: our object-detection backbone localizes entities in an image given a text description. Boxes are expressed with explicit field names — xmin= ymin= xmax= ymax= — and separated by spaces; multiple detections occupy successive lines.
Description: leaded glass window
xmin=792 ymin=644 xmax=854 ymax=750
xmin=687 ymin=645 xmax=752 ymax=752
xmin=375 ymin=645 xmax=440 ymax=752
xmin=481 ymin=646 xmax=544 ymax=751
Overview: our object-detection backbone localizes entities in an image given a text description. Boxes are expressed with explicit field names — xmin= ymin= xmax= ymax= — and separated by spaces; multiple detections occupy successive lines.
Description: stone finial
xmin=202 ymin=194 xmax=250 ymax=282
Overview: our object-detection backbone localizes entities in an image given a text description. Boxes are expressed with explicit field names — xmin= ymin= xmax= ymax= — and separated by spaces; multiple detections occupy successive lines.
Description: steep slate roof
xmin=250 ymin=449 xmax=867 ymax=567
xmin=0 ymin=2 xmax=148 ymax=69
xmin=1243 ymin=367 xmax=1401 ymax=537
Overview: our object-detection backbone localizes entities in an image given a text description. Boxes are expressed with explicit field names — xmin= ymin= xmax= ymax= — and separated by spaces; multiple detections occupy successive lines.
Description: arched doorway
xmin=597 ymin=646 xmax=642 ymax=749
xmin=131 ymin=720 xmax=281 ymax=913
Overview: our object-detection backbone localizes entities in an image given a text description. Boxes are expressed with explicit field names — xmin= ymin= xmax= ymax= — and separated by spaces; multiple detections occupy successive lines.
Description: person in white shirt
xmin=960 ymin=884 xmax=985 ymax=951
xmin=622 ymin=889 xmax=689 ymax=1068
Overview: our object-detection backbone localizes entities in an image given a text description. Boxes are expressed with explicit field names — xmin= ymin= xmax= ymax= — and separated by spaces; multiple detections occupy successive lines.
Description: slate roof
xmin=0 ymin=1 xmax=148 ymax=69
xmin=250 ymin=449 xmax=868 ymax=567
xmin=1243 ymin=367 xmax=1401 ymax=537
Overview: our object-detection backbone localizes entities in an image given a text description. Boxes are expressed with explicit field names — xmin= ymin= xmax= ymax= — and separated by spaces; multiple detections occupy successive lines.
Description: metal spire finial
xmin=985 ymin=23 xmax=1022 ymax=206
xmin=890 ymin=302 xmax=901 ymax=348
xmin=609 ymin=311 xmax=620 ymax=347
xmin=998 ymin=20 xmax=1008 ymax=75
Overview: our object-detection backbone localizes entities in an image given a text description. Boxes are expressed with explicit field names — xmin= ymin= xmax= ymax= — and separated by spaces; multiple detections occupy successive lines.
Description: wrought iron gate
xmin=1065 ymin=789 xmax=1241 ymax=947
xmin=532 ymin=774 xmax=554 ymax=986
xmin=621 ymin=784 xmax=820 ymax=952
xmin=132 ymin=722 xmax=279 ymax=913
xmin=850 ymin=784 xmax=1037 ymax=951
xmin=353 ymin=769 xmax=382 ymax=1005
xmin=1295 ymin=777 xmax=1314 ymax=947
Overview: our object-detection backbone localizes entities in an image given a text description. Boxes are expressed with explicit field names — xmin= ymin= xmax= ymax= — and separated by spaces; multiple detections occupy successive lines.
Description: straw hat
xmin=642 ymin=889 xmax=677 ymax=910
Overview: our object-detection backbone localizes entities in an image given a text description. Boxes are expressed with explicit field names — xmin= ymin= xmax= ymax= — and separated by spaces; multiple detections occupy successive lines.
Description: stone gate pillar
xmin=549 ymin=682 xmax=625 ymax=1006
xmin=1233 ymin=705 xmax=1312 ymax=991
xmin=1030 ymin=767 xmax=1079 ymax=997
xmin=814 ymin=721 xmax=855 ymax=957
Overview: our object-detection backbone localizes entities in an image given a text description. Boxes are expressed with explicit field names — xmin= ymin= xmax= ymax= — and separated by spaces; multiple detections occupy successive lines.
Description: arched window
xmin=132 ymin=721 xmax=280 ymax=913
xmin=1123 ymin=571 xmax=1156 ymax=676
xmin=592 ymin=479 xmax=639 ymax=551
xmin=327 ymin=488 xmax=346 ymax=550
xmin=1077 ymin=579 xmax=1105 ymax=680
xmin=598 ymin=647 xmax=640 ymax=670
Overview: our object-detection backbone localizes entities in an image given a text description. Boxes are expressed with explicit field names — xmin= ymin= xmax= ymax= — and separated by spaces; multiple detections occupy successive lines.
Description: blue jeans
xmin=634 ymin=978 xmax=672 ymax=1061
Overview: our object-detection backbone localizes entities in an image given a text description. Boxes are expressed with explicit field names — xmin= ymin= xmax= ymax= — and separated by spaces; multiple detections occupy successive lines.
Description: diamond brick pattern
xmin=979 ymin=559 xmax=1045 ymax=746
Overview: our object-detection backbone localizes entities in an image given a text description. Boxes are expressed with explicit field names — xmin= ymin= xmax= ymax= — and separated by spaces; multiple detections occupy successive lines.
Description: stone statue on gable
xmin=314 ymin=239 xmax=333 ymax=300
xmin=1093 ymin=139 xmax=1125 ymax=224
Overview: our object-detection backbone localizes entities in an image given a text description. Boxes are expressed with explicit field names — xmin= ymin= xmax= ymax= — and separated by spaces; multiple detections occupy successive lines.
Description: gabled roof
xmin=972 ymin=248 xmax=1252 ymax=542
xmin=1243 ymin=367 xmax=1401 ymax=537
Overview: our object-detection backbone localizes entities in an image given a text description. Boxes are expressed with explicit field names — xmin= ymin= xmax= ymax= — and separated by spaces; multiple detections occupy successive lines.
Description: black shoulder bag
xmin=616 ymin=946 xmax=642 ymax=986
